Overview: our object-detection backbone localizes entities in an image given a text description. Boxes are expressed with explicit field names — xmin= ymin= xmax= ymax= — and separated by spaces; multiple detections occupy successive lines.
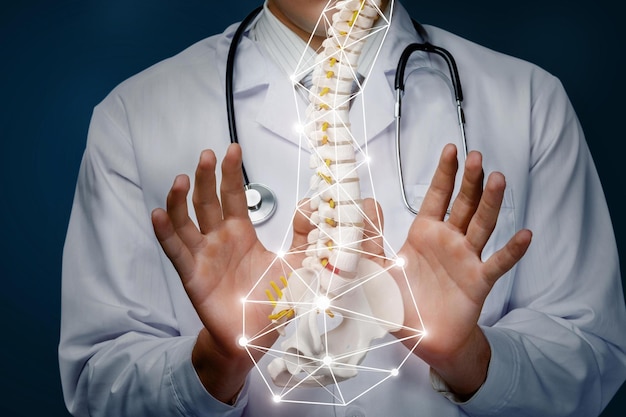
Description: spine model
xmin=266 ymin=0 xmax=405 ymax=389
xmin=302 ymin=0 xmax=379 ymax=291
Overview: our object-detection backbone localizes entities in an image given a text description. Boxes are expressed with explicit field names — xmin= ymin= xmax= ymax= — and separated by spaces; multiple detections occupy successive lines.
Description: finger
xmin=483 ymin=229 xmax=532 ymax=286
xmin=192 ymin=149 xmax=223 ymax=233
xmin=151 ymin=208 xmax=196 ymax=282
xmin=361 ymin=198 xmax=386 ymax=262
xmin=291 ymin=199 xmax=314 ymax=253
xmin=220 ymin=144 xmax=249 ymax=220
xmin=465 ymin=172 xmax=505 ymax=252
xmin=447 ymin=151 xmax=484 ymax=233
xmin=167 ymin=174 xmax=204 ymax=250
xmin=419 ymin=144 xmax=458 ymax=220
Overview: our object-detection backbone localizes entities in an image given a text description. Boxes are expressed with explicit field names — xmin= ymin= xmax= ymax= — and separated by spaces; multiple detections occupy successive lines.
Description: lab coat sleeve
xmin=458 ymin=74 xmax=626 ymax=415
xmin=58 ymin=94 xmax=247 ymax=417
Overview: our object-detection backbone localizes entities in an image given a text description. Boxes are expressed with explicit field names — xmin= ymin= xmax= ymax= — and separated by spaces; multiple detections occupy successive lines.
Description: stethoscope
xmin=394 ymin=18 xmax=468 ymax=215
xmin=226 ymin=6 xmax=468 ymax=224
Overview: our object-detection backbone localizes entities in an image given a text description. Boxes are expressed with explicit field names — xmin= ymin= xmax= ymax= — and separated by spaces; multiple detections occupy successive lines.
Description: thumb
xmin=361 ymin=198 xmax=386 ymax=264
xmin=289 ymin=198 xmax=314 ymax=257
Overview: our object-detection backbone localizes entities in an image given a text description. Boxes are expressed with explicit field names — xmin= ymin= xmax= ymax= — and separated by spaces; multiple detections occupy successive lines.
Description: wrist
xmin=192 ymin=328 xmax=252 ymax=404
xmin=428 ymin=326 xmax=491 ymax=399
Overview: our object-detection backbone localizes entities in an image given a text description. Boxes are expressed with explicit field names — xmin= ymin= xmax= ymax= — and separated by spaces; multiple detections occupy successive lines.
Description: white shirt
xmin=250 ymin=1 xmax=316 ymax=82
xmin=251 ymin=0 xmax=384 ymax=84
xmin=59 ymin=2 xmax=626 ymax=416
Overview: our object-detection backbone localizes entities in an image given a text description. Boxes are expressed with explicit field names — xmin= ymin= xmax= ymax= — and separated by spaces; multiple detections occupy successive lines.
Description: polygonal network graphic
xmin=240 ymin=0 xmax=426 ymax=406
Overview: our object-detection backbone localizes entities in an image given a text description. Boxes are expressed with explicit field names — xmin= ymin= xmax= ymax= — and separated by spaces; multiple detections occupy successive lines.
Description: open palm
xmin=388 ymin=145 xmax=531 ymax=395
xmin=151 ymin=144 xmax=311 ymax=401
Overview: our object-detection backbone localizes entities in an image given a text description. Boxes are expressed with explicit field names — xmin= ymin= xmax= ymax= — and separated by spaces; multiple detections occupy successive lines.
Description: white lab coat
xmin=60 ymin=3 xmax=626 ymax=416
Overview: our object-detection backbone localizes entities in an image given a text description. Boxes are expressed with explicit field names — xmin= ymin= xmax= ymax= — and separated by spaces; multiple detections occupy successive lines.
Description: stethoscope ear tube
xmin=226 ymin=6 xmax=278 ymax=225
xmin=394 ymin=21 xmax=468 ymax=215
xmin=394 ymin=43 xmax=464 ymax=104
xmin=226 ymin=6 xmax=263 ymax=186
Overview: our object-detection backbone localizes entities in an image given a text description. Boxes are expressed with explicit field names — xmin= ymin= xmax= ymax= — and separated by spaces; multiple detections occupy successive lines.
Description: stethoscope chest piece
xmin=246 ymin=183 xmax=277 ymax=225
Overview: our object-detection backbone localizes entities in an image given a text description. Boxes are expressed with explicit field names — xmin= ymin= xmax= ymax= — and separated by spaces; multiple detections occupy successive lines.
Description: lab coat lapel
xmin=256 ymin=73 xmax=307 ymax=149
xmin=216 ymin=22 xmax=305 ymax=149
xmin=255 ymin=68 xmax=395 ymax=151
xmin=350 ymin=67 xmax=396 ymax=147
xmin=215 ymin=22 xmax=270 ymax=96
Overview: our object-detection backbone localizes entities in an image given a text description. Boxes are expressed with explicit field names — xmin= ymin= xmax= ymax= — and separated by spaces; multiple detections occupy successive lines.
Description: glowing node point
xmin=294 ymin=123 xmax=304 ymax=134
xmin=390 ymin=368 xmax=399 ymax=377
xmin=276 ymin=250 xmax=286 ymax=259
xmin=364 ymin=154 xmax=372 ymax=164
xmin=323 ymin=355 xmax=333 ymax=366
xmin=272 ymin=394 xmax=282 ymax=403
xmin=238 ymin=337 xmax=248 ymax=347
xmin=240 ymin=297 xmax=246 ymax=304
xmin=316 ymin=295 xmax=331 ymax=311
xmin=395 ymin=257 xmax=406 ymax=268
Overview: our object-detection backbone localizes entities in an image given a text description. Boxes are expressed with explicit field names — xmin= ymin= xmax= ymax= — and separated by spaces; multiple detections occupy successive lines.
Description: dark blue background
xmin=1 ymin=0 xmax=623 ymax=415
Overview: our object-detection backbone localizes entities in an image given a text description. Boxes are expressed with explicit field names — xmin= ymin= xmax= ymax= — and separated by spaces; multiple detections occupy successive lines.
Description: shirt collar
xmin=249 ymin=1 xmax=315 ymax=82
xmin=241 ymin=1 xmax=418 ymax=148
xmin=250 ymin=0 xmax=389 ymax=83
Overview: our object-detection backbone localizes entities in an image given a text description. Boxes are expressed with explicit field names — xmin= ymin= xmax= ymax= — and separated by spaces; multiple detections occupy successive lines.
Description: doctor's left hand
xmin=390 ymin=144 xmax=532 ymax=399
xmin=151 ymin=143 xmax=311 ymax=404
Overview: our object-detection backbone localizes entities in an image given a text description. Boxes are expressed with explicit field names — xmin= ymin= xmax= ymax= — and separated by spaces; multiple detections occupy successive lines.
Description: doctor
xmin=60 ymin=0 xmax=626 ymax=416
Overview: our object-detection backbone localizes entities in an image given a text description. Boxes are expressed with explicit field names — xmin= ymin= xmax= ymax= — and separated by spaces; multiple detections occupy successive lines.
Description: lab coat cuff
xmin=168 ymin=337 xmax=248 ymax=417
xmin=458 ymin=326 xmax=520 ymax=415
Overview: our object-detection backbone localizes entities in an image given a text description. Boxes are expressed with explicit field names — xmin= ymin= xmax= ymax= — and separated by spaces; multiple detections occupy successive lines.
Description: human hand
xmin=151 ymin=144 xmax=311 ymax=402
xmin=391 ymin=144 xmax=532 ymax=396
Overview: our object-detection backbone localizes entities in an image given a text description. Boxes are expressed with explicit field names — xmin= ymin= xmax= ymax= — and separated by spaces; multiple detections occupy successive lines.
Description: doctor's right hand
xmin=151 ymin=144 xmax=311 ymax=404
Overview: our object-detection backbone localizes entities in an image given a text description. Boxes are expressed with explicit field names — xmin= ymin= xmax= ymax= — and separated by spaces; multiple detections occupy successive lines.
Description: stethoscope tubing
xmin=226 ymin=6 xmax=263 ymax=186
xmin=226 ymin=7 xmax=468 ymax=220
xmin=226 ymin=6 xmax=277 ymax=225
xmin=394 ymin=20 xmax=468 ymax=214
